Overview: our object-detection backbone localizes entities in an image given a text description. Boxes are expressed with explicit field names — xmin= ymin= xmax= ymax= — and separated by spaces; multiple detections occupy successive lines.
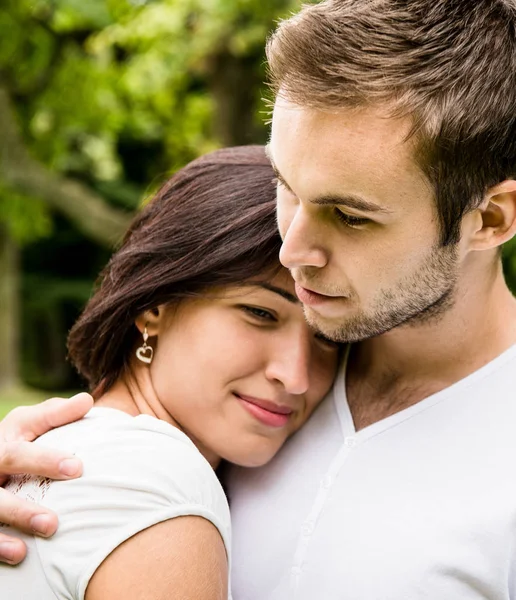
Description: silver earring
xmin=136 ymin=325 xmax=153 ymax=364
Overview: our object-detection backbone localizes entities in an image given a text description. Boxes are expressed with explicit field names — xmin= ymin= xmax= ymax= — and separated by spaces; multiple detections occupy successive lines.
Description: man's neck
xmin=346 ymin=263 xmax=516 ymax=431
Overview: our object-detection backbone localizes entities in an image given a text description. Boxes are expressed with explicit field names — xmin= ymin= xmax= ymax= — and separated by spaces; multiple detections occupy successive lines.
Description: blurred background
xmin=1 ymin=0 xmax=516 ymax=417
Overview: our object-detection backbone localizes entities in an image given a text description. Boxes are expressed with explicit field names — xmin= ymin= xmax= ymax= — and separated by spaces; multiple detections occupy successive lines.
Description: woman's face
xmin=142 ymin=269 xmax=339 ymax=467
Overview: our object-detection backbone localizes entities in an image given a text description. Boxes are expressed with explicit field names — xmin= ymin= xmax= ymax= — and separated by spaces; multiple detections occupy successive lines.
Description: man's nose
xmin=278 ymin=204 xmax=328 ymax=270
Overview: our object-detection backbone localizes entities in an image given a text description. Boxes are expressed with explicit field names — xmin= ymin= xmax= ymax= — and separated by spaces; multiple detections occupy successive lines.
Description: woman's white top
xmin=0 ymin=407 xmax=231 ymax=600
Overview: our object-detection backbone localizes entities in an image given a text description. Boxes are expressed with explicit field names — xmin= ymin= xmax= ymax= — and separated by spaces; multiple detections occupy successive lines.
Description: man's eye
xmin=334 ymin=209 xmax=370 ymax=228
xmin=242 ymin=306 xmax=277 ymax=321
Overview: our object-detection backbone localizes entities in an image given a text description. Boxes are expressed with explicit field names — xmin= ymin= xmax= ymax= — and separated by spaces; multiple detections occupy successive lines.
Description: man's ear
xmin=134 ymin=306 xmax=164 ymax=337
xmin=468 ymin=180 xmax=516 ymax=251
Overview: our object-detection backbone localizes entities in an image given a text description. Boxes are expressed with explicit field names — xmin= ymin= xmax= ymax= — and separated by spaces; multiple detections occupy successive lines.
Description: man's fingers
xmin=0 ymin=394 xmax=88 ymax=567
xmin=0 ymin=487 xmax=58 ymax=539
xmin=0 ymin=532 xmax=28 ymax=565
xmin=0 ymin=440 xmax=82 ymax=480
xmin=1 ymin=393 xmax=93 ymax=442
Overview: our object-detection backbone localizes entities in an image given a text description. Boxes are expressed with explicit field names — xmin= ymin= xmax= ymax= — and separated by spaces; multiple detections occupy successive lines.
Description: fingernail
xmin=30 ymin=514 xmax=52 ymax=536
xmin=59 ymin=458 xmax=81 ymax=477
xmin=0 ymin=542 xmax=16 ymax=562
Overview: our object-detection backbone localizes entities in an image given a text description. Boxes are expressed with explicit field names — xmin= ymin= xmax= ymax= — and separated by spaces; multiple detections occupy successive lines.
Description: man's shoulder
xmin=456 ymin=342 xmax=516 ymax=401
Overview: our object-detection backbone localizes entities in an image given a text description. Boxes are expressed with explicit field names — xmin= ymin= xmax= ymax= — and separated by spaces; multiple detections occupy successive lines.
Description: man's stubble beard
xmin=301 ymin=243 xmax=460 ymax=344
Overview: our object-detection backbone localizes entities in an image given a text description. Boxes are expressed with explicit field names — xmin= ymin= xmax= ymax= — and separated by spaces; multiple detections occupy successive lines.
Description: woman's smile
xmin=234 ymin=392 xmax=294 ymax=428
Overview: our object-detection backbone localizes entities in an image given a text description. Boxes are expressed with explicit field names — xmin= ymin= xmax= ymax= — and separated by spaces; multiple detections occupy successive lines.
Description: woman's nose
xmin=265 ymin=337 xmax=311 ymax=396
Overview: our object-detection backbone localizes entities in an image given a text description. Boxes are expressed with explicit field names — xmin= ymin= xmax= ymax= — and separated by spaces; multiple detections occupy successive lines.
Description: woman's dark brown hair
xmin=68 ymin=145 xmax=280 ymax=394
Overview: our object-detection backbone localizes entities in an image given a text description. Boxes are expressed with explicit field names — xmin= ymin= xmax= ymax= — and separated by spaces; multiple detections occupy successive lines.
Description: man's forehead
xmin=272 ymin=101 xmax=422 ymax=163
xmin=272 ymin=99 xmax=413 ymax=146
xmin=268 ymin=102 xmax=432 ymax=212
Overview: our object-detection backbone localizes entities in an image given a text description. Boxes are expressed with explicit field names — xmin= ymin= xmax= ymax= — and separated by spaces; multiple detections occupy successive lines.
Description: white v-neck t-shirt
xmin=228 ymin=343 xmax=516 ymax=599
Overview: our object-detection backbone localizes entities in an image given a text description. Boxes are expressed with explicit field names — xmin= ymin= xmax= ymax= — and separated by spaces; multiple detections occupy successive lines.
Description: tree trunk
xmin=208 ymin=52 xmax=266 ymax=147
xmin=0 ymin=83 xmax=135 ymax=393
xmin=0 ymin=225 xmax=19 ymax=390
xmin=0 ymin=84 xmax=134 ymax=249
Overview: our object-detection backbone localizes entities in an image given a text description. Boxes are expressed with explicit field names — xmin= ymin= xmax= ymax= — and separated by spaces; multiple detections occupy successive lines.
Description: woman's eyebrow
xmin=246 ymin=282 xmax=300 ymax=304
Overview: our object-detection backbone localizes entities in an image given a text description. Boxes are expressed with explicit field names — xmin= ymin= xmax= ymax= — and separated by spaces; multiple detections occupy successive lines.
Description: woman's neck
xmin=94 ymin=367 xmax=221 ymax=469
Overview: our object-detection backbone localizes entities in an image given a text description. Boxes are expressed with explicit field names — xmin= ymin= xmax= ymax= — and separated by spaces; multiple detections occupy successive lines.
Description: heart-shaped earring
xmin=136 ymin=325 xmax=153 ymax=365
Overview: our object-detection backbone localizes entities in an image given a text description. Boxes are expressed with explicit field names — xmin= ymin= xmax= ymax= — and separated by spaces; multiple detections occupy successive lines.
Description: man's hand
xmin=0 ymin=393 xmax=92 ymax=564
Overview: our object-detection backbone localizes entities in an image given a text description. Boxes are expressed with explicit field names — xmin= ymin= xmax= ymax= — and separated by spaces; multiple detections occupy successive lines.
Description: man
xmin=2 ymin=0 xmax=516 ymax=597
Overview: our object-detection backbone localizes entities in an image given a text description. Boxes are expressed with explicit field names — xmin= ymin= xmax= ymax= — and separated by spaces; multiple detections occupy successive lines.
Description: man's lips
xmin=235 ymin=394 xmax=293 ymax=428
xmin=295 ymin=283 xmax=341 ymax=307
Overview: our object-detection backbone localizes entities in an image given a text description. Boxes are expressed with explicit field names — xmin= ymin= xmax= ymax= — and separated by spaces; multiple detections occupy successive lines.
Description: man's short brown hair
xmin=267 ymin=0 xmax=516 ymax=245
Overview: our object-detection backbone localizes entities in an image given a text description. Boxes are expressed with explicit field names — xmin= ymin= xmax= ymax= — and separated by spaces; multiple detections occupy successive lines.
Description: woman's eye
xmin=242 ymin=306 xmax=277 ymax=322
xmin=334 ymin=209 xmax=370 ymax=228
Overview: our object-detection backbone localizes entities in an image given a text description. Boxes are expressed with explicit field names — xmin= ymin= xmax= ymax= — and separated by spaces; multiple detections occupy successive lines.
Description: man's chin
xmin=303 ymin=306 xmax=390 ymax=344
xmin=303 ymin=306 xmax=349 ymax=342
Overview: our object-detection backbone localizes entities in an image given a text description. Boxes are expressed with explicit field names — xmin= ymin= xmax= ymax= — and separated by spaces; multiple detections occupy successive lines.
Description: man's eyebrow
xmin=265 ymin=145 xmax=295 ymax=194
xmin=269 ymin=160 xmax=295 ymax=195
xmin=311 ymin=194 xmax=392 ymax=214
xmin=265 ymin=145 xmax=391 ymax=215
xmin=247 ymin=282 xmax=300 ymax=304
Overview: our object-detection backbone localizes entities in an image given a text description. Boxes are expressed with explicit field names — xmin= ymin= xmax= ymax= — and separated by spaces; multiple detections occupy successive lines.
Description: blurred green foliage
xmin=0 ymin=0 xmax=301 ymax=391
xmin=0 ymin=190 xmax=53 ymax=245
xmin=1 ymin=0 xmax=298 ymax=192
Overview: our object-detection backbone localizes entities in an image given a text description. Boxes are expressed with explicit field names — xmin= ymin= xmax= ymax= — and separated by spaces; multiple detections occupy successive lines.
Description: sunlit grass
xmin=0 ymin=387 xmax=56 ymax=419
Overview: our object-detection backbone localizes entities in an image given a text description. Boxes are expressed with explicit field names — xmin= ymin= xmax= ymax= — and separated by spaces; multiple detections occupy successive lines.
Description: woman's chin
xmin=222 ymin=441 xmax=285 ymax=468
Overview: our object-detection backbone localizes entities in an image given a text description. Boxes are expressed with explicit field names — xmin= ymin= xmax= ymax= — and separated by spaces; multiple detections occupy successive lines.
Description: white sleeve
xmin=31 ymin=414 xmax=231 ymax=600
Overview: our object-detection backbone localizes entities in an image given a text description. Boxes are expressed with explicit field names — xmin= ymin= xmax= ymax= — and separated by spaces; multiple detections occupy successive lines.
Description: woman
xmin=0 ymin=146 xmax=339 ymax=599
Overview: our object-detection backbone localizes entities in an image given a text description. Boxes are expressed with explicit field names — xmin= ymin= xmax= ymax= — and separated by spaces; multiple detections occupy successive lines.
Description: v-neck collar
xmin=333 ymin=342 xmax=516 ymax=443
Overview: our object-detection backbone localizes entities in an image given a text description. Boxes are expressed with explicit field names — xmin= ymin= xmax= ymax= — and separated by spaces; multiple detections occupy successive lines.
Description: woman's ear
xmin=468 ymin=180 xmax=516 ymax=251
xmin=134 ymin=305 xmax=167 ymax=337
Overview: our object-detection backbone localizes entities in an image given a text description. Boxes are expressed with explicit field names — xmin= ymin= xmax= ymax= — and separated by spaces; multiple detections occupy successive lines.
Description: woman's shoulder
xmin=37 ymin=405 xmax=196 ymax=450
xmin=28 ymin=407 xmax=230 ymax=599
xmin=36 ymin=406 xmax=205 ymax=469
xmin=35 ymin=407 xmax=229 ymax=520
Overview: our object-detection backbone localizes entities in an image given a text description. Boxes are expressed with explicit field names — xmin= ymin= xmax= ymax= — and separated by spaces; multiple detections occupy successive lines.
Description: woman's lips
xmin=235 ymin=394 xmax=293 ymax=428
